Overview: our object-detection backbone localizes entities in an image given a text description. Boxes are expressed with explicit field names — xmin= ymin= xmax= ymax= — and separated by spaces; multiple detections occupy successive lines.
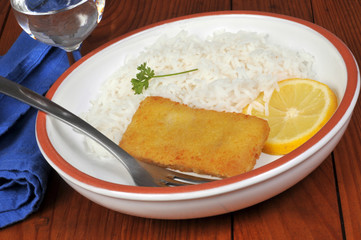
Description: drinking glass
xmin=10 ymin=0 xmax=105 ymax=63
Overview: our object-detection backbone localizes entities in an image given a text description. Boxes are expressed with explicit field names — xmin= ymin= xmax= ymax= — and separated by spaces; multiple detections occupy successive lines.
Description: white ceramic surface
xmin=36 ymin=11 xmax=360 ymax=219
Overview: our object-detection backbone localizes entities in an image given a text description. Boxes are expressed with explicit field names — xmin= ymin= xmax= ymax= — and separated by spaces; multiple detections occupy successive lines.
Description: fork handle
xmin=0 ymin=76 xmax=158 ymax=187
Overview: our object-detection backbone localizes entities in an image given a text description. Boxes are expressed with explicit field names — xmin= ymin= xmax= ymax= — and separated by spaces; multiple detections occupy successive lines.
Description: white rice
xmin=83 ymin=30 xmax=315 ymax=157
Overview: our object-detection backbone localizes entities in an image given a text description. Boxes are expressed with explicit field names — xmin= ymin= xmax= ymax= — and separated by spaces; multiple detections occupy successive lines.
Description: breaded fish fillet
xmin=119 ymin=96 xmax=269 ymax=178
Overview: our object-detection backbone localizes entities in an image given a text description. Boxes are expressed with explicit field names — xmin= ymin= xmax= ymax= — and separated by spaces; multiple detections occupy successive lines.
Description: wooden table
xmin=1 ymin=0 xmax=360 ymax=239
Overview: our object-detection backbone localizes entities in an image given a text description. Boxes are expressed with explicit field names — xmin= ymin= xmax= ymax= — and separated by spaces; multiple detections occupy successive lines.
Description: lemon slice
xmin=244 ymin=78 xmax=338 ymax=155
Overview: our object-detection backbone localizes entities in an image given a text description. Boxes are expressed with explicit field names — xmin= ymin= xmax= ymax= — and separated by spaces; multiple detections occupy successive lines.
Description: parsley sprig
xmin=131 ymin=62 xmax=198 ymax=94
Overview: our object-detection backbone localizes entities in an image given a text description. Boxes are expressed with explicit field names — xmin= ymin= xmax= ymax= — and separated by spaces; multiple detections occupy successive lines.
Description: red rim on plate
xmin=36 ymin=11 xmax=359 ymax=195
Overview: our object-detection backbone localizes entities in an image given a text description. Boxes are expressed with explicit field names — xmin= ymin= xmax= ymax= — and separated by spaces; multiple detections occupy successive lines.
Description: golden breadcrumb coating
xmin=119 ymin=96 xmax=269 ymax=178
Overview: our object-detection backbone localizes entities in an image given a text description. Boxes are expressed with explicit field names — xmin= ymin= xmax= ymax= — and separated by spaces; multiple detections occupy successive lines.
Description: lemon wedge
xmin=244 ymin=78 xmax=338 ymax=155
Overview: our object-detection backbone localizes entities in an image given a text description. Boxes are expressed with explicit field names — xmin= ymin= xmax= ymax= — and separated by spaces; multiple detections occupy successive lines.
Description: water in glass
xmin=11 ymin=0 xmax=105 ymax=52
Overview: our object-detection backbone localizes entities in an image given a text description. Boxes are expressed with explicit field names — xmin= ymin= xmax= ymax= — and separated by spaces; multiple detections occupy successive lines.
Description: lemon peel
xmin=244 ymin=78 xmax=338 ymax=155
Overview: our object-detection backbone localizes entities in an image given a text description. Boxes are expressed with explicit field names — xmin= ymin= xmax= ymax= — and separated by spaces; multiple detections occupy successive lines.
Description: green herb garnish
xmin=131 ymin=62 xmax=198 ymax=94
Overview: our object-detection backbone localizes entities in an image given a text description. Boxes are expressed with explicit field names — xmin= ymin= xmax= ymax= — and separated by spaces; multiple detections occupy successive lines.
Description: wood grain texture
xmin=81 ymin=0 xmax=231 ymax=55
xmin=0 ymin=1 xmax=10 ymax=36
xmin=312 ymin=0 xmax=361 ymax=239
xmin=233 ymin=157 xmax=343 ymax=240
xmin=231 ymin=1 xmax=344 ymax=238
xmin=0 ymin=173 xmax=232 ymax=240
xmin=333 ymin=115 xmax=361 ymax=240
xmin=232 ymin=0 xmax=313 ymax=20
xmin=0 ymin=0 xmax=359 ymax=239
xmin=0 ymin=8 xmax=22 ymax=55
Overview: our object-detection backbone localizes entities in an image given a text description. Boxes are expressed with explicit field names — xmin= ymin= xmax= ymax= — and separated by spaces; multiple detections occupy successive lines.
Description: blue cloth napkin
xmin=0 ymin=32 xmax=69 ymax=228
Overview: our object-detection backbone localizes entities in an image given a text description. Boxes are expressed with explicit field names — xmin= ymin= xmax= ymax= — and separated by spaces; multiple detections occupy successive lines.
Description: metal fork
xmin=0 ymin=76 xmax=215 ymax=187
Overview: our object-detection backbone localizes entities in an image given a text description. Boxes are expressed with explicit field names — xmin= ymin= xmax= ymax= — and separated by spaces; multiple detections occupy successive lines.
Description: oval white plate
xmin=36 ymin=11 xmax=359 ymax=219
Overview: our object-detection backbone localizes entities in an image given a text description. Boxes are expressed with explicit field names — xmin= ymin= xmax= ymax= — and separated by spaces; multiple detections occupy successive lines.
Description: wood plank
xmin=332 ymin=113 xmax=361 ymax=240
xmin=0 ymin=173 xmax=232 ymax=240
xmin=0 ymin=1 xmax=233 ymax=239
xmin=0 ymin=1 xmax=10 ymax=36
xmin=233 ymin=157 xmax=343 ymax=239
xmin=231 ymin=0 xmax=344 ymax=238
xmin=81 ymin=0 xmax=231 ymax=55
xmin=232 ymin=0 xmax=313 ymax=19
xmin=312 ymin=0 xmax=361 ymax=239
xmin=1 ymin=0 xmax=355 ymax=239
xmin=0 ymin=8 xmax=22 ymax=55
